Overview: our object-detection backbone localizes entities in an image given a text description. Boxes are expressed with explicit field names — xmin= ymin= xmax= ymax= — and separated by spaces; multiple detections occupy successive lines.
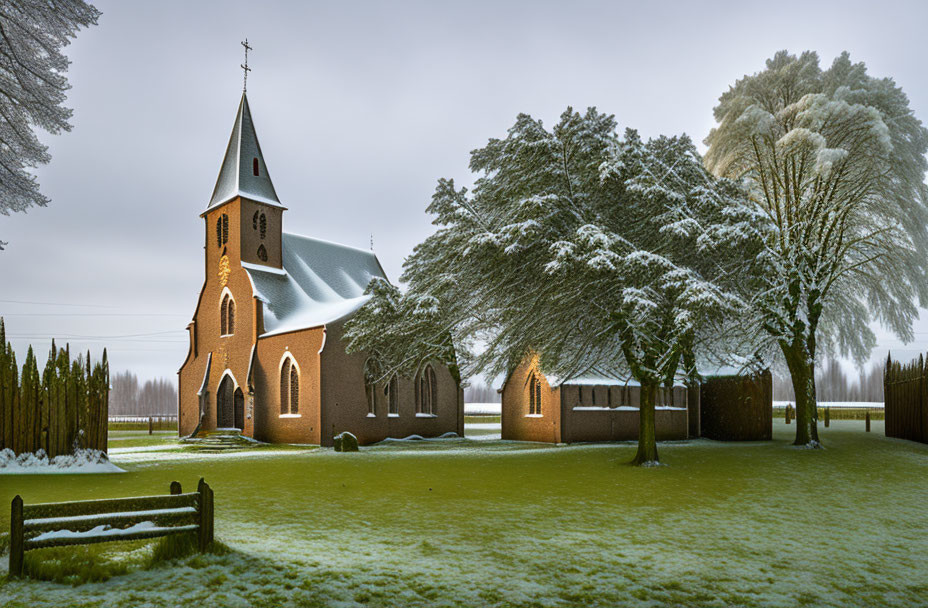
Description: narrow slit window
xmin=387 ymin=375 xmax=398 ymax=415
xmin=290 ymin=366 xmax=299 ymax=414
xmin=280 ymin=359 xmax=290 ymax=415
xmin=253 ymin=158 xmax=260 ymax=176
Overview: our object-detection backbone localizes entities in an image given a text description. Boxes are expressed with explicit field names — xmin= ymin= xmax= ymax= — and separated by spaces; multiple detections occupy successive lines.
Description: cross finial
xmin=241 ymin=38 xmax=253 ymax=92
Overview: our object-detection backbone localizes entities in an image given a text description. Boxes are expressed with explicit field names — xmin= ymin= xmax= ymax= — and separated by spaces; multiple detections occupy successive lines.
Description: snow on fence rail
xmin=8 ymin=478 xmax=214 ymax=577
xmin=108 ymin=415 xmax=178 ymax=423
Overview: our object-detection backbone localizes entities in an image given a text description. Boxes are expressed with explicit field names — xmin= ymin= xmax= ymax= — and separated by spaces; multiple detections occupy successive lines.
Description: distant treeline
xmin=464 ymin=381 xmax=500 ymax=404
xmin=0 ymin=319 xmax=109 ymax=456
xmin=773 ymin=359 xmax=884 ymax=402
xmin=109 ymin=371 xmax=177 ymax=416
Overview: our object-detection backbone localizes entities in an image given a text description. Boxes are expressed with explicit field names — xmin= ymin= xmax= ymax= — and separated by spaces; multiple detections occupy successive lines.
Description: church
xmin=177 ymin=92 xmax=463 ymax=446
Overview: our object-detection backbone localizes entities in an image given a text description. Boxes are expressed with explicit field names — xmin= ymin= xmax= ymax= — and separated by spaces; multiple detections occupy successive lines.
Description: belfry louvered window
xmin=259 ymin=213 xmax=267 ymax=239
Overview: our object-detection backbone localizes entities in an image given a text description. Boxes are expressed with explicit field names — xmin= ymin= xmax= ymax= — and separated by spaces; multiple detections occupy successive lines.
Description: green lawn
xmin=1 ymin=420 xmax=927 ymax=607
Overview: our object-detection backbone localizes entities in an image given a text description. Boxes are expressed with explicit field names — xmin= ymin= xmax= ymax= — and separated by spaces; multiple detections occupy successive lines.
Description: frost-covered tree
xmin=347 ymin=109 xmax=758 ymax=465
xmin=705 ymin=51 xmax=928 ymax=447
xmin=0 ymin=0 xmax=99 ymax=249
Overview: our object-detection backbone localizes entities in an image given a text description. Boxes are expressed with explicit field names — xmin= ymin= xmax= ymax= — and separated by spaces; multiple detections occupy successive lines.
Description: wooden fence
xmin=699 ymin=369 xmax=773 ymax=441
xmin=9 ymin=478 xmax=214 ymax=577
xmin=0 ymin=319 xmax=109 ymax=457
xmin=884 ymin=353 xmax=928 ymax=443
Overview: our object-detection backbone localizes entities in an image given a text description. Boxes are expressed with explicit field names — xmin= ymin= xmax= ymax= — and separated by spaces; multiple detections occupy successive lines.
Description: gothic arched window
xmin=280 ymin=355 xmax=300 ymax=416
xmin=220 ymin=292 xmax=235 ymax=336
xmin=364 ymin=358 xmax=381 ymax=416
xmin=386 ymin=374 xmax=398 ymax=415
xmin=257 ymin=244 xmax=268 ymax=262
xmin=529 ymin=374 xmax=542 ymax=415
xmin=416 ymin=364 xmax=437 ymax=415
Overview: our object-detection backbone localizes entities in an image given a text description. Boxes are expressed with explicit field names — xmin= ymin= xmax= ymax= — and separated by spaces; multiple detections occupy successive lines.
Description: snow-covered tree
xmin=704 ymin=51 xmax=928 ymax=447
xmin=0 ymin=0 xmax=99 ymax=249
xmin=346 ymin=108 xmax=758 ymax=465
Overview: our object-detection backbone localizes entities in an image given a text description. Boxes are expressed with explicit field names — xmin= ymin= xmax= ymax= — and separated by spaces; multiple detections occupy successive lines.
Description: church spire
xmin=206 ymin=92 xmax=282 ymax=211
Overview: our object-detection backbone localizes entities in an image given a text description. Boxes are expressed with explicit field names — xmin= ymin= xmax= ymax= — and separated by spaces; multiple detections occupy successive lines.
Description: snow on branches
xmin=0 ymin=0 xmax=100 ymax=249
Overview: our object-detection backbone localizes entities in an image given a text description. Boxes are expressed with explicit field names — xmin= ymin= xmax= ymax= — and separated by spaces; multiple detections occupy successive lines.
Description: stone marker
xmin=333 ymin=431 xmax=359 ymax=452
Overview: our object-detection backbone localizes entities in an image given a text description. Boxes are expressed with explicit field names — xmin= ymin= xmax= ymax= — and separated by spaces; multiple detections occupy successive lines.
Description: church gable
xmin=244 ymin=233 xmax=387 ymax=337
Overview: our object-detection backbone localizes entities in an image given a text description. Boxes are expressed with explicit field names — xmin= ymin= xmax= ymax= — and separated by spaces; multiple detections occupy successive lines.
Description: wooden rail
xmin=8 ymin=478 xmax=214 ymax=577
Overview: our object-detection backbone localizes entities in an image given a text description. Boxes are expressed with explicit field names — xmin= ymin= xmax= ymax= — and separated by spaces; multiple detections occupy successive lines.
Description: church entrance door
xmin=217 ymin=375 xmax=235 ymax=429
xmin=234 ymin=388 xmax=245 ymax=430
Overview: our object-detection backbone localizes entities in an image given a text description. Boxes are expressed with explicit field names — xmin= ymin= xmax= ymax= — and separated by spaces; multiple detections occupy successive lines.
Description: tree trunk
xmin=631 ymin=382 xmax=659 ymax=465
xmin=781 ymin=342 xmax=820 ymax=448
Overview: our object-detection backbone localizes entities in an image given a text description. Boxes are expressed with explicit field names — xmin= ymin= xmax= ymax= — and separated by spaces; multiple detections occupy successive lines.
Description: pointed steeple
xmin=207 ymin=92 xmax=281 ymax=210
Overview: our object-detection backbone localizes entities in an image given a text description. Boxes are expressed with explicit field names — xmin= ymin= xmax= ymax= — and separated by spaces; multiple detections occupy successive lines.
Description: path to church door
xmin=234 ymin=388 xmax=244 ymax=430
xmin=217 ymin=375 xmax=235 ymax=429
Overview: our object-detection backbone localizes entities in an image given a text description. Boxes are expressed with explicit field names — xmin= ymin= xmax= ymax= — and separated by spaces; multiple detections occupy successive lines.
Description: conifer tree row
xmin=0 ymin=318 xmax=109 ymax=456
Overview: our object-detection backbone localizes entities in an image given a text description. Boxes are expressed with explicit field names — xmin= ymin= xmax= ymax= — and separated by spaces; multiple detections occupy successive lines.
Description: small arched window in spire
xmin=257 ymin=244 xmax=268 ymax=262
xmin=253 ymin=157 xmax=260 ymax=176
xmin=259 ymin=213 xmax=267 ymax=240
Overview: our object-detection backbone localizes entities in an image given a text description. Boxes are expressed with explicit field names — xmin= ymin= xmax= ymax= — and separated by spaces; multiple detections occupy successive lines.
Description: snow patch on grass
xmin=0 ymin=448 xmax=124 ymax=475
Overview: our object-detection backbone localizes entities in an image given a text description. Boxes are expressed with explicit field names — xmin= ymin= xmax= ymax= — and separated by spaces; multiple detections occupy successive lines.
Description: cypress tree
xmin=0 ymin=318 xmax=8 ymax=451
xmin=9 ymin=351 xmax=19 ymax=453
xmin=54 ymin=345 xmax=69 ymax=457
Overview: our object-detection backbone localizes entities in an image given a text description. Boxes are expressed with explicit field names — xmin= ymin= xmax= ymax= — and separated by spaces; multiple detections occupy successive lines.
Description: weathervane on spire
xmin=241 ymin=38 xmax=252 ymax=92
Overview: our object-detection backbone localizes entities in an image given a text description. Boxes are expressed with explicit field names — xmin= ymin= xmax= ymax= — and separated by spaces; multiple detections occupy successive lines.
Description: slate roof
xmin=243 ymin=233 xmax=387 ymax=337
xmin=206 ymin=92 xmax=283 ymax=211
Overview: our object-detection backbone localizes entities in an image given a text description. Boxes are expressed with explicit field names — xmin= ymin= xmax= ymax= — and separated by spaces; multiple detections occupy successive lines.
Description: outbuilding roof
xmin=243 ymin=232 xmax=387 ymax=337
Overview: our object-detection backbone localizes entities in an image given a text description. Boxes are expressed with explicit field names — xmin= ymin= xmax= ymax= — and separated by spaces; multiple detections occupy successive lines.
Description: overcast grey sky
xmin=2 ymin=0 xmax=928 ymax=381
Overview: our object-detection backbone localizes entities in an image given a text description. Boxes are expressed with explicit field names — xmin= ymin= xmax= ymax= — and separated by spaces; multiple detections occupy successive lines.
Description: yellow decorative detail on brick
xmin=218 ymin=255 xmax=231 ymax=288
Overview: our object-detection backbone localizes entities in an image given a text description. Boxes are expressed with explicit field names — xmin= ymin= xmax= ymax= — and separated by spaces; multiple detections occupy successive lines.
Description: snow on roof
xmin=244 ymin=232 xmax=386 ymax=337
xmin=205 ymin=92 xmax=284 ymax=212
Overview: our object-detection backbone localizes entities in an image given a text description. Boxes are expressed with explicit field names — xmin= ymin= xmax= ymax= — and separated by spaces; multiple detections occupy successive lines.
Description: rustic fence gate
xmin=9 ymin=478 xmax=214 ymax=577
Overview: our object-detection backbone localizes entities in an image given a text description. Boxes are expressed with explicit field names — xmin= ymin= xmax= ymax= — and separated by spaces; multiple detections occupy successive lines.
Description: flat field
xmin=1 ymin=420 xmax=927 ymax=607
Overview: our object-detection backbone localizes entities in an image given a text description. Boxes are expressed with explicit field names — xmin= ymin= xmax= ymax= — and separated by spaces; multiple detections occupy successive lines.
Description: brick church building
xmin=177 ymin=93 xmax=463 ymax=446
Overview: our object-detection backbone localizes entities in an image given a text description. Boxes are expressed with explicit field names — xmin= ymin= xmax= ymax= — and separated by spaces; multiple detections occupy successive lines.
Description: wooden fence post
xmin=865 ymin=410 xmax=871 ymax=432
xmin=10 ymin=495 xmax=24 ymax=577
xmin=170 ymin=481 xmax=182 ymax=495
xmin=824 ymin=406 xmax=830 ymax=428
xmin=197 ymin=477 xmax=213 ymax=552
xmin=148 ymin=416 xmax=153 ymax=435
xmin=785 ymin=404 xmax=792 ymax=424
